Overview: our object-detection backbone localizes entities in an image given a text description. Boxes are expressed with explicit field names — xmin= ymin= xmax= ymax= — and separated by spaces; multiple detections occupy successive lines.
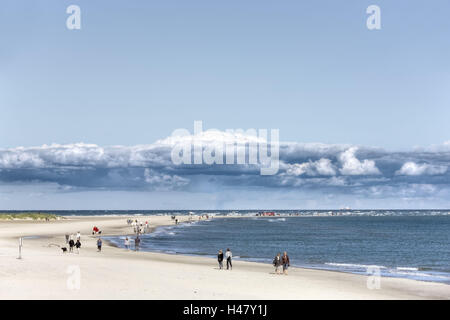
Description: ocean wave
xmin=324 ymin=263 xmax=450 ymax=282
xmin=176 ymin=221 xmax=200 ymax=227
xmin=388 ymin=270 xmax=450 ymax=280
xmin=396 ymin=267 xmax=418 ymax=271
xmin=325 ymin=262 xmax=387 ymax=269
xmin=267 ymin=218 xmax=286 ymax=222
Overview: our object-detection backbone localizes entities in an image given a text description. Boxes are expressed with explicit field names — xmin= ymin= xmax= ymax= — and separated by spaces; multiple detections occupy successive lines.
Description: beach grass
xmin=0 ymin=212 xmax=62 ymax=220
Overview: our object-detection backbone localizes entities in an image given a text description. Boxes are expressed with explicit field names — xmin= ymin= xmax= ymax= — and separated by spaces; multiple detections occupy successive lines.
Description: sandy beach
xmin=0 ymin=215 xmax=449 ymax=300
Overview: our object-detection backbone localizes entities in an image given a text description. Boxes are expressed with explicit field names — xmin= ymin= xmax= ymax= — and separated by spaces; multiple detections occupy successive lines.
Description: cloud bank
xmin=0 ymin=131 xmax=449 ymax=207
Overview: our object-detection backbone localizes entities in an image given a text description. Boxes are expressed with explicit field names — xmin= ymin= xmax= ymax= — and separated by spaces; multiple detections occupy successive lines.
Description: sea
xmin=10 ymin=209 xmax=450 ymax=284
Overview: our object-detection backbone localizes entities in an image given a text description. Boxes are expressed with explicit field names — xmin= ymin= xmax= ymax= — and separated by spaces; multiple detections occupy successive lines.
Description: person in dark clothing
xmin=135 ymin=236 xmax=141 ymax=251
xmin=281 ymin=251 xmax=290 ymax=275
xmin=273 ymin=253 xmax=282 ymax=274
xmin=217 ymin=250 xmax=224 ymax=269
xmin=68 ymin=239 xmax=75 ymax=253
xmin=75 ymin=240 xmax=81 ymax=254
xmin=226 ymin=248 xmax=232 ymax=270
xmin=97 ymin=238 xmax=102 ymax=252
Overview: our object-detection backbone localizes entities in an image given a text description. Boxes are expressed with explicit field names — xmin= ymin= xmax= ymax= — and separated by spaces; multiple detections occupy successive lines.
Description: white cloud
xmin=315 ymin=158 xmax=337 ymax=176
xmin=0 ymin=143 xmax=171 ymax=169
xmin=396 ymin=162 xmax=447 ymax=176
xmin=0 ymin=149 xmax=45 ymax=168
xmin=286 ymin=158 xmax=336 ymax=176
xmin=338 ymin=147 xmax=381 ymax=175
xmin=157 ymin=128 xmax=267 ymax=147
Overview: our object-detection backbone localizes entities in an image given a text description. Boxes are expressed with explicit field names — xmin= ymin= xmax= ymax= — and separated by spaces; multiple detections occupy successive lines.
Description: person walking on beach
xmin=217 ymin=250 xmax=224 ymax=270
xmin=97 ymin=238 xmax=102 ymax=252
xmin=76 ymin=231 xmax=81 ymax=241
xmin=124 ymin=237 xmax=130 ymax=250
xmin=281 ymin=251 xmax=290 ymax=275
xmin=75 ymin=239 xmax=81 ymax=254
xmin=69 ymin=237 xmax=75 ymax=253
xmin=226 ymin=248 xmax=232 ymax=270
xmin=273 ymin=253 xmax=282 ymax=274
xmin=65 ymin=234 xmax=69 ymax=244
xmin=134 ymin=236 xmax=141 ymax=251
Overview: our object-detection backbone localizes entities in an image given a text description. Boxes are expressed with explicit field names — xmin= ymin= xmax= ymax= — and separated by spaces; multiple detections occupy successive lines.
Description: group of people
xmin=217 ymin=249 xmax=290 ymax=275
xmin=64 ymin=229 xmax=103 ymax=253
xmin=272 ymin=252 xmax=290 ymax=275
xmin=123 ymin=236 xmax=141 ymax=251
xmin=63 ymin=220 xmax=291 ymax=276
xmin=64 ymin=231 xmax=82 ymax=254
xmin=127 ymin=219 xmax=150 ymax=235
xmin=124 ymin=219 xmax=148 ymax=251
xmin=217 ymin=248 xmax=233 ymax=270
xmin=171 ymin=215 xmax=179 ymax=225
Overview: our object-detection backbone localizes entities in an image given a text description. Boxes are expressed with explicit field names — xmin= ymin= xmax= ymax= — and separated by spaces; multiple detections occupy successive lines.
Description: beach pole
xmin=18 ymin=237 xmax=23 ymax=259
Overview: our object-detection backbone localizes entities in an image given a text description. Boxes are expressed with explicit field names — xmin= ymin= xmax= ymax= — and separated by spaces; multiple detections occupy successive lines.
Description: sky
xmin=0 ymin=1 xmax=449 ymax=209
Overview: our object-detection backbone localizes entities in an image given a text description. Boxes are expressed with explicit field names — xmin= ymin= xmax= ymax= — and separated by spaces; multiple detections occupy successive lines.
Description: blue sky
xmin=0 ymin=1 xmax=449 ymax=209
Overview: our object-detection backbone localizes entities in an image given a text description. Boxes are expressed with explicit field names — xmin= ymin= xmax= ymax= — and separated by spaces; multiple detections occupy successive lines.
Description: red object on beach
xmin=259 ymin=211 xmax=275 ymax=216
xmin=93 ymin=226 xmax=99 ymax=232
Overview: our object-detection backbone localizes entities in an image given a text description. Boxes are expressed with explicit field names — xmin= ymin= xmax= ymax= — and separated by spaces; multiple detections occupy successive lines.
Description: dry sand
xmin=0 ymin=215 xmax=449 ymax=300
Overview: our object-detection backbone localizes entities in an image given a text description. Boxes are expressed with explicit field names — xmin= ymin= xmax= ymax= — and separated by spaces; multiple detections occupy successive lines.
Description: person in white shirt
xmin=226 ymin=248 xmax=232 ymax=270
xmin=124 ymin=237 xmax=130 ymax=250
xmin=76 ymin=232 xmax=81 ymax=241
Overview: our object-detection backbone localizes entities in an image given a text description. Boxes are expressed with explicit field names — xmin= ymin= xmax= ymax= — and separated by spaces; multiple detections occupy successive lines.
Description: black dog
xmin=61 ymin=247 xmax=68 ymax=253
